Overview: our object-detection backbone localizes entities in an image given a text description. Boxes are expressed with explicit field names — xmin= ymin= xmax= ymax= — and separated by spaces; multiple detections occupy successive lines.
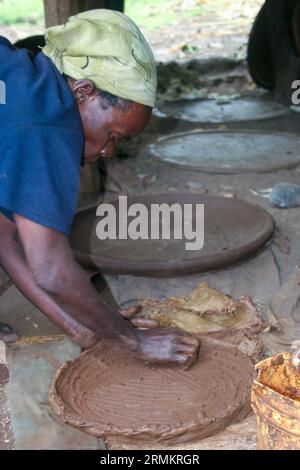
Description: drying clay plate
xmin=156 ymin=98 xmax=288 ymax=123
xmin=70 ymin=193 xmax=274 ymax=277
xmin=49 ymin=337 xmax=254 ymax=447
xmin=148 ymin=130 xmax=300 ymax=174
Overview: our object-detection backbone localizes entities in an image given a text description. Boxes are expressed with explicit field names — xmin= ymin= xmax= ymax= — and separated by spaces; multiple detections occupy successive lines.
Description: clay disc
xmin=149 ymin=130 xmax=300 ymax=174
xmin=49 ymin=337 xmax=254 ymax=447
xmin=70 ymin=193 xmax=274 ymax=277
xmin=157 ymin=98 xmax=288 ymax=123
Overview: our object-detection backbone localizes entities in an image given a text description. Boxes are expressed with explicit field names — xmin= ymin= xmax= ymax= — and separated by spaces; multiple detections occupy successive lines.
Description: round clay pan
xmin=70 ymin=193 xmax=274 ymax=277
xmin=156 ymin=98 xmax=288 ymax=123
xmin=49 ymin=337 xmax=254 ymax=447
xmin=149 ymin=130 xmax=300 ymax=174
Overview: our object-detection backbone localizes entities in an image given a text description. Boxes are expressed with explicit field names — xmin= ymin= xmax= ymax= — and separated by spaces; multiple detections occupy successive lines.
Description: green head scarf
xmin=42 ymin=9 xmax=157 ymax=107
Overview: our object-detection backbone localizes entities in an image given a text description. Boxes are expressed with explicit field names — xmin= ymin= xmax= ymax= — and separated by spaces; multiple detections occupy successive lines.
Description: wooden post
xmin=44 ymin=0 xmax=124 ymax=27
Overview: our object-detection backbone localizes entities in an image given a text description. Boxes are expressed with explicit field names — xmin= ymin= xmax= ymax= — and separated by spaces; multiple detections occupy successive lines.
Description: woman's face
xmin=69 ymin=79 xmax=152 ymax=164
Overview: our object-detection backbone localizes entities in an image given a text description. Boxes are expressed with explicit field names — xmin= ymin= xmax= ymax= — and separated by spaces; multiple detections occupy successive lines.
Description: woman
xmin=0 ymin=9 xmax=199 ymax=368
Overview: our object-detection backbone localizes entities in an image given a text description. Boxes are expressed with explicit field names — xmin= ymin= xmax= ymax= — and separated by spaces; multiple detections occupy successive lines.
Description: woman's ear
xmin=70 ymin=79 xmax=96 ymax=104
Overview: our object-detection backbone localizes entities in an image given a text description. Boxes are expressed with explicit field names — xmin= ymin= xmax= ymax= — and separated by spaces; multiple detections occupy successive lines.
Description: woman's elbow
xmin=32 ymin=262 xmax=67 ymax=296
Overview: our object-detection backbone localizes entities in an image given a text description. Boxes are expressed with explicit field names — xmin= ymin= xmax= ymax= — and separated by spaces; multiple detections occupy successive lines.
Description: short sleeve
xmin=0 ymin=125 xmax=83 ymax=235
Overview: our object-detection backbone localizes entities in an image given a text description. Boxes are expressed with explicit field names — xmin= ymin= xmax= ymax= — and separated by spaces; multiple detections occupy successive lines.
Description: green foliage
xmin=0 ymin=0 xmax=44 ymax=26
xmin=125 ymin=0 xmax=206 ymax=30
xmin=0 ymin=0 xmax=208 ymax=30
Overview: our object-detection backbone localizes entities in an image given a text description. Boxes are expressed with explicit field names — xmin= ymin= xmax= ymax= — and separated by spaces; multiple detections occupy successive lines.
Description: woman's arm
xmin=13 ymin=214 xmax=138 ymax=344
xmin=0 ymin=214 xmax=200 ymax=368
xmin=0 ymin=215 xmax=98 ymax=348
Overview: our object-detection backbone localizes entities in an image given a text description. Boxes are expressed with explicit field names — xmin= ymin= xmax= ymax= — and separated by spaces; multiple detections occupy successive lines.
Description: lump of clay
xmin=135 ymin=283 xmax=266 ymax=362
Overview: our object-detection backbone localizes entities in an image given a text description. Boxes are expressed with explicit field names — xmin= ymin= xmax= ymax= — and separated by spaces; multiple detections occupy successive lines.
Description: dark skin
xmin=0 ymin=78 xmax=200 ymax=368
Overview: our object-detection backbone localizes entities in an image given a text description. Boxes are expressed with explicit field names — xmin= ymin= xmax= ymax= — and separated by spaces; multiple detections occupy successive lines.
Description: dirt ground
xmin=144 ymin=0 xmax=264 ymax=63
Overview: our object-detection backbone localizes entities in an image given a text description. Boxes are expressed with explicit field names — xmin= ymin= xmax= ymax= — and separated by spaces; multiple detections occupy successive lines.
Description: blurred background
xmin=0 ymin=0 xmax=264 ymax=62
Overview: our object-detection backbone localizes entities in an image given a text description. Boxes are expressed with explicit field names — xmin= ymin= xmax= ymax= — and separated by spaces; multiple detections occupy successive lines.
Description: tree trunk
xmin=44 ymin=0 xmax=124 ymax=27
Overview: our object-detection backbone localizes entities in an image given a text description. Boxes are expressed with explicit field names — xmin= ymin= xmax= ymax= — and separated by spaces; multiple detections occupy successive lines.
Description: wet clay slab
xmin=157 ymin=98 xmax=288 ymax=123
xmin=70 ymin=194 xmax=274 ymax=277
xmin=136 ymin=282 xmax=266 ymax=362
xmin=149 ymin=130 xmax=300 ymax=174
xmin=49 ymin=337 xmax=254 ymax=447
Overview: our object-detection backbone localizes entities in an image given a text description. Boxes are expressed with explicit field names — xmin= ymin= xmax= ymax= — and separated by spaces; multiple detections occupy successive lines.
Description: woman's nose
xmin=100 ymin=141 xmax=115 ymax=159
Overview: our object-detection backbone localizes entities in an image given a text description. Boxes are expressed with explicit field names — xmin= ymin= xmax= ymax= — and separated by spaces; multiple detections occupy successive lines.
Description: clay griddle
xmin=149 ymin=130 xmax=300 ymax=174
xmin=70 ymin=194 xmax=274 ymax=277
xmin=156 ymin=98 xmax=287 ymax=123
xmin=49 ymin=337 xmax=254 ymax=447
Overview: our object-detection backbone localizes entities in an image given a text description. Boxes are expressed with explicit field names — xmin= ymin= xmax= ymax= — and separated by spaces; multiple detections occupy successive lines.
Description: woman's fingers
xmin=119 ymin=306 xmax=160 ymax=329
xmin=174 ymin=344 xmax=198 ymax=355
xmin=173 ymin=352 xmax=196 ymax=369
xmin=130 ymin=317 xmax=160 ymax=329
xmin=179 ymin=334 xmax=201 ymax=347
xmin=119 ymin=305 xmax=142 ymax=318
xmin=173 ymin=336 xmax=201 ymax=367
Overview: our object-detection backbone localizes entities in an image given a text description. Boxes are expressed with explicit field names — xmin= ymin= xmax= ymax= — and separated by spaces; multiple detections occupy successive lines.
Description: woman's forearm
xmin=0 ymin=237 xmax=98 ymax=347
xmin=10 ymin=214 xmax=138 ymax=347
xmin=1 ymin=237 xmax=137 ymax=346
xmin=0 ymin=215 xmax=200 ymax=368
xmin=40 ymin=247 xmax=137 ymax=345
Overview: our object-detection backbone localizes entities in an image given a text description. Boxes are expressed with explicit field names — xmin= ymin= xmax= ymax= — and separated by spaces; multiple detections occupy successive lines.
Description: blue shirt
xmin=0 ymin=36 xmax=84 ymax=236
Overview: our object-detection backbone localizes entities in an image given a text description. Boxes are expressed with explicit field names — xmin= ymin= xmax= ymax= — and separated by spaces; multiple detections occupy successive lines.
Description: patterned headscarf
xmin=42 ymin=9 xmax=157 ymax=107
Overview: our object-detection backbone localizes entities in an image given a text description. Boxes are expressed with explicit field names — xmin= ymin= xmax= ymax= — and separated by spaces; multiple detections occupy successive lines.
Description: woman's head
xmin=42 ymin=9 xmax=157 ymax=162
xmin=68 ymin=77 xmax=152 ymax=163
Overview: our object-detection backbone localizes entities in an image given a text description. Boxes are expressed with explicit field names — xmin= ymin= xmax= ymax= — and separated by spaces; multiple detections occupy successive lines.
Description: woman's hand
xmin=120 ymin=304 xmax=200 ymax=368
xmin=134 ymin=328 xmax=201 ymax=369
xmin=120 ymin=304 xmax=160 ymax=329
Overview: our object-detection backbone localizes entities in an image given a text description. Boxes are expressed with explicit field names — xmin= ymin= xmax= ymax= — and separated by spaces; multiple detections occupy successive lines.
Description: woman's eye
xmin=114 ymin=137 xmax=129 ymax=144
